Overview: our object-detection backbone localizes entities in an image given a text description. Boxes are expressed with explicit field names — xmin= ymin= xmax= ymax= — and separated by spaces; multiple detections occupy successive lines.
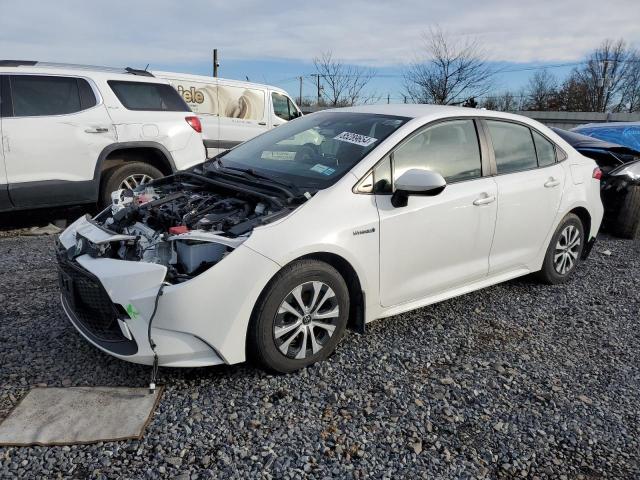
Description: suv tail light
xmin=185 ymin=116 xmax=202 ymax=133
xmin=592 ymin=167 xmax=603 ymax=180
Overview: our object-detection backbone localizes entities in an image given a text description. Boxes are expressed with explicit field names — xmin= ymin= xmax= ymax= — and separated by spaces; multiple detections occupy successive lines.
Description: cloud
xmin=1 ymin=0 xmax=638 ymax=68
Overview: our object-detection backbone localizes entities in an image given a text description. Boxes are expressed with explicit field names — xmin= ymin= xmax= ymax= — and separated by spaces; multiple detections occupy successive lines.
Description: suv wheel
xmin=100 ymin=162 xmax=163 ymax=207
xmin=536 ymin=213 xmax=585 ymax=284
xmin=248 ymin=260 xmax=349 ymax=373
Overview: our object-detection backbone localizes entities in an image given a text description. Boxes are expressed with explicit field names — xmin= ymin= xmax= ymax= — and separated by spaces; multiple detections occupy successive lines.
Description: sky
xmin=1 ymin=0 xmax=639 ymax=103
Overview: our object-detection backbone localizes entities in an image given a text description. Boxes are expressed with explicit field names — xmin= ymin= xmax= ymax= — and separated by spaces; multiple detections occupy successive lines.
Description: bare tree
xmin=403 ymin=27 xmax=495 ymax=105
xmin=620 ymin=50 xmax=640 ymax=112
xmin=525 ymin=69 xmax=558 ymax=110
xmin=577 ymin=39 xmax=631 ymax=112
xmin=481 ymin=95 xmax=500 ymax=110
xmin=313 ymin=51 xmax=377 ymax=106
xmin=480 ymin=91 xmax=518 ymax=111
xmin=557 ymin=72 xmax=591 ymax=111
xmin=498 ymin=90 xmax=518 ymax=112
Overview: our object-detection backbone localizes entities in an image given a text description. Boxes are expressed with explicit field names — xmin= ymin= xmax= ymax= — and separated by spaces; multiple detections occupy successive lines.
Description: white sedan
xmin=57 ymin=105 xmax=603 ymax=373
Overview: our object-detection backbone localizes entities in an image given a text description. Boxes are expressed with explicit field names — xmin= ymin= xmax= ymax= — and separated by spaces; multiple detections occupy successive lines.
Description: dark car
xmin=552 ymin=127 xmax=640 ymax=239
xmin=573 ymin=122 xmax=640 ymax=152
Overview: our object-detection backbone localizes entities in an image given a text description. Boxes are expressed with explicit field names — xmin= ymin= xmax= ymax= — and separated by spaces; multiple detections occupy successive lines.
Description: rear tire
xmin=536 ymin=213 xmax=585 ymax=284
xmin=248 ymin=260 xmax=349 ymax=373
xmin=611 ymin=185 xmax=640 ymax=239
xmin=100 ymin=162 xmax=163 ymax=208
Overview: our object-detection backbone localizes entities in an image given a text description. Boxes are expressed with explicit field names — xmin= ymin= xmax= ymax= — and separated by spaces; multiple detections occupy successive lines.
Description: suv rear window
xmin=10 ymin=75 xmax=96 ymax=117
xmin=108 ymin=80 xmax=190 ymax=112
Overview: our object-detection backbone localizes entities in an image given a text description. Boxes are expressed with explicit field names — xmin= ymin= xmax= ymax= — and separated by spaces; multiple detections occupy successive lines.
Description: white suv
xmin=0 ymin=61 xmax=206 ymax=211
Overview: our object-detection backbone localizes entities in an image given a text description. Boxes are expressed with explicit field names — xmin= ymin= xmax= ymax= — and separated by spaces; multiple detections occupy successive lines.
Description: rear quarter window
xmin=108 ymin=80 xmax=190 ymax=112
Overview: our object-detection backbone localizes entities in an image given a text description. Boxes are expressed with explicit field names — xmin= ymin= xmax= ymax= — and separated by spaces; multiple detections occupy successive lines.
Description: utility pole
xmin=213 ymin=49 xmax=219 ymax=77
xmin=298 ymin=76 xmax=303 ymax=106
xmin=310 ymin=74 xmax=324 ymax=105
xmin=598 ymin=59 xmax=610 ymax=113
xmin=387 ymin=93 xmax=390 ymax=104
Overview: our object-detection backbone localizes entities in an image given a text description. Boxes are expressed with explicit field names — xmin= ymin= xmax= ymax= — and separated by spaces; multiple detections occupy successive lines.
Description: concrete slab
xmin=0 ymin=386 xmax=163 ymax=446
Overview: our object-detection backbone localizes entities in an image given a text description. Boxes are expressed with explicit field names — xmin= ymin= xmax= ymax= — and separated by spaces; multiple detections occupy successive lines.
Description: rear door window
xmin=108 ymin=80 xmax=190 ymax=112
xmin=10 ymin=75 xmax=95 ymax=117
xmin=486 ymin=120 xmax=538 ymax=174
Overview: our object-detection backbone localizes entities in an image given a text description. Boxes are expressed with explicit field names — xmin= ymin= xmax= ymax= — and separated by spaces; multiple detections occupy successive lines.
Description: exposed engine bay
xmin=80 ymin=172 xmax=299 ymax=283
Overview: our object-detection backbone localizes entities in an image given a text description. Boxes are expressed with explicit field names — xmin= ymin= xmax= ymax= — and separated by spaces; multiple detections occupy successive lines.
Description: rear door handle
xmin=544 ymin=178 xmax=561 ymax=188
xmin=85 ymin=127 xmax=109 ymax=133
xmin=258 ymin=121 xmax=267 ymax=126
xmin=473 ymin=194 xmax=496 ymax=206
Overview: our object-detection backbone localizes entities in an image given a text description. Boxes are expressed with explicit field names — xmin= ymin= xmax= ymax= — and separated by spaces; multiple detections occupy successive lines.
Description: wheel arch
xmin=251 ymin=251 xmax=367 ymax=337
xmin=568 ymin=206 xmax=591 ymax=240
xmin=93 ymin=142 xmax=177 ymax=197
xmin=296 ymin=252 xmax=366 ymax=334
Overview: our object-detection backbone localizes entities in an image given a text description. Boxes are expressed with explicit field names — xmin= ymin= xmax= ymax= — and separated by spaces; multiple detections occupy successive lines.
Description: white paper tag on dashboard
xmin=334 ymin=131 xmax=378 ymax=147
xmin=261 ymin=150 xmax=297 ymax=161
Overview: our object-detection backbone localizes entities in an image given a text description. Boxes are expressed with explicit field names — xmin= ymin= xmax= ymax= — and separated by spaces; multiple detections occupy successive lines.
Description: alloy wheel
xmin=273 ymin=281 xmax=340 ymax=360
xmin=119 ymin=173 xmax=153 ymax=190
xmin=554 ymin=224 xmax=581 ymax=274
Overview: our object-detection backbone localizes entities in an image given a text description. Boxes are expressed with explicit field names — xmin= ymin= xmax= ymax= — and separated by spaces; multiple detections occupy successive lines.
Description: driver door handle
xmin=85 ymin=127 xmax=109 ymax=133
xmin=544 ymin=177 xmax=561 ymax=188
xmin=473 ymin=194 xmax=496 ymax=206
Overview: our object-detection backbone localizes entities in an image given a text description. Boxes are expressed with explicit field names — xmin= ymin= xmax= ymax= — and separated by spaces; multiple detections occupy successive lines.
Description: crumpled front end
xmin=57 ymin=226 xmax=227 ymax=367
xmin=56 ymin=173 xmax=289 ymax=366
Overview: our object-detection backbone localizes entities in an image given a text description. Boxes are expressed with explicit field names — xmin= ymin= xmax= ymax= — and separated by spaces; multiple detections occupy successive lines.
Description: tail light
xmin=592 ymin=167 xmax=603 ymax=180
xmin=185 ymin=116 xmax=202 ymax=133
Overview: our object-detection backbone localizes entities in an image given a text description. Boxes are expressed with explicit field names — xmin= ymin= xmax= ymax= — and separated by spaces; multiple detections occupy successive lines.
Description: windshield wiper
xmin=208 ymin=161 xmax=303 ymax=199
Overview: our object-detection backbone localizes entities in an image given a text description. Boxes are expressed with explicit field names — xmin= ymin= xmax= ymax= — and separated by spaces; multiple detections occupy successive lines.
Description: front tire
xmin=536 ymin=213 xmax=585 ymax=284
xmin=248 ymin=260 xmax=350 ymax=373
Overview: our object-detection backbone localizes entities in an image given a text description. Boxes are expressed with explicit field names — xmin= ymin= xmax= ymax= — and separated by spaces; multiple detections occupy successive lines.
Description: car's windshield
xmin=206 ymin=112 xmax=409 ymax=190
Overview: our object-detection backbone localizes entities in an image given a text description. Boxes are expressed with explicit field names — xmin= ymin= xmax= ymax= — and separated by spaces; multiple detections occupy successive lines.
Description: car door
xmin=2 ymin=74 xmax=116 ymax=208
xmin=270 ymin=91 xmax=300 ymax=128
xmin=375 ymin=118 xmax=498 ymax=307
xmin=0 ymin=75 xmax=11 ymax=210
xmin=217 ymin=83 xmax=269 ymax=150
xmin=484 ymin=119 xmax=565 ymax=273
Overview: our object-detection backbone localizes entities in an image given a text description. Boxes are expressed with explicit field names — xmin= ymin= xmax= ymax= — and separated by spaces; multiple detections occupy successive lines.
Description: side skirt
xmin=371 ymin=268 xmax=531 ymax=322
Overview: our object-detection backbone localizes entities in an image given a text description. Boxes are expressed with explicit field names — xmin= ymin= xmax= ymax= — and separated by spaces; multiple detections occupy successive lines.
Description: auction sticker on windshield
xmin=334 ymin=131 xmax=378 ymax=147
xmin=311 ymin=164 xmax=336 ymax=176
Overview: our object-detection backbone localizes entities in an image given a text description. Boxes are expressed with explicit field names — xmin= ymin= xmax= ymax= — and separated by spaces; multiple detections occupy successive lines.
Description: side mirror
xmin=391 ymin=169 xmax=446 ymax=207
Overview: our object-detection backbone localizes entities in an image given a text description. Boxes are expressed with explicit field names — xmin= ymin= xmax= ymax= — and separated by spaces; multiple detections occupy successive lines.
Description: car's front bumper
xmin=57 ymin=217 xmax=281 ymax=367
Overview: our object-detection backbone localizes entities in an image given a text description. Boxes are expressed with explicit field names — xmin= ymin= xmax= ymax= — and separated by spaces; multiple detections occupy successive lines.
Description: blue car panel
xmin=573 ymin=123 xmax=640 ymax=152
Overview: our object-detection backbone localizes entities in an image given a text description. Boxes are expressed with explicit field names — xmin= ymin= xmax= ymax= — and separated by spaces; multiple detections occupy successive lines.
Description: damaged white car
xmin=58 ymin=105 xmax=604 ymax=373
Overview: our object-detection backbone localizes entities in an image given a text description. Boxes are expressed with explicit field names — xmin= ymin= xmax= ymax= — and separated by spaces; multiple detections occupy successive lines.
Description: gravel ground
xmin=0 ymin=232 xmax=639 ymax=479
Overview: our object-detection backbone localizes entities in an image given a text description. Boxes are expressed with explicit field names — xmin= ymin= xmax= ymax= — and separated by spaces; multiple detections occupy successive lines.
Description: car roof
xmin=152 ymin=70 xmax=290 ymax=95
xmin=323 ymin=103 xmax=545 ymax=123
xmin=0 ymin=60 xmax=169 ymax=83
